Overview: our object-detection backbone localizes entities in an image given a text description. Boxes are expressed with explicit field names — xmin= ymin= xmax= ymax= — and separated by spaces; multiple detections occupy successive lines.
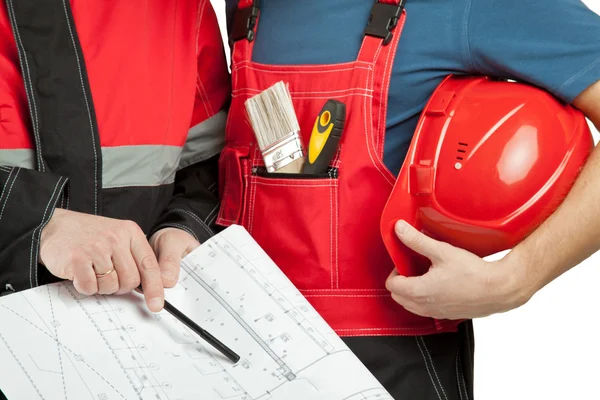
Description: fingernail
xmin=148 ymin=297 xmax=164 ymax=312
xmin=395 ymin=220 xmax=408 ymax=235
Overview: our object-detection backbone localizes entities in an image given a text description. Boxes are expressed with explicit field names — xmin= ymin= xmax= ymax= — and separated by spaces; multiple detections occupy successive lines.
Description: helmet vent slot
xmin=457 ymin=142 xmax=468 ymax=160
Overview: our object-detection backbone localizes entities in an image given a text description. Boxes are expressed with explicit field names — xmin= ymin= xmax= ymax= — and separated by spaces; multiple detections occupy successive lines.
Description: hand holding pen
xmin=136 ymin=286 xmax=240 ymax=363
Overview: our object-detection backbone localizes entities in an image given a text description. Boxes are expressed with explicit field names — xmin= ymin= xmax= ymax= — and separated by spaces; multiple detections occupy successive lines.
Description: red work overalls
xmin=217 ymin=0 xmax=462 ymax=337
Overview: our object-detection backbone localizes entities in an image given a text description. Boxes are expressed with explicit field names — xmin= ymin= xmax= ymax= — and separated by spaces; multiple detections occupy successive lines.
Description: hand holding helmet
xmin=382 ymin=75 xmax=594 ymax=319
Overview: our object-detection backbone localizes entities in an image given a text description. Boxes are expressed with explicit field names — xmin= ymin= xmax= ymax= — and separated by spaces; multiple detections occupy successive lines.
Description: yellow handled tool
xmin=303 ymin=99 xmax=346 ymax=175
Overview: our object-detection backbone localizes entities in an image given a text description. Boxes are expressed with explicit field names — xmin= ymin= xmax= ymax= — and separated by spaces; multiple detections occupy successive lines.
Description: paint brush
xmin=244 ymin=81 xmax=305 ymax=173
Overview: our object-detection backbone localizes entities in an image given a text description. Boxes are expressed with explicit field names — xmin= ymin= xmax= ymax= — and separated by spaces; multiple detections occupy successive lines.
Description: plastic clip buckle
xmin=231 ymin=1 xmax=260 ymax=42
xmin=363 ymin=1 xmax=405 ymax=45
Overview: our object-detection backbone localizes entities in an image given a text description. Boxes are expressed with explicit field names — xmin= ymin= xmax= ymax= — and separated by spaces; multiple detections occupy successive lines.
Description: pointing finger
xmin=130 ymin=233 xmax=164 ymax=312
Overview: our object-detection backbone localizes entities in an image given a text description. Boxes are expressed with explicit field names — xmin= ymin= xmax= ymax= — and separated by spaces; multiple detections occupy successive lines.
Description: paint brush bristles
xmin=245 ymin=81 xmax=305 ymax=173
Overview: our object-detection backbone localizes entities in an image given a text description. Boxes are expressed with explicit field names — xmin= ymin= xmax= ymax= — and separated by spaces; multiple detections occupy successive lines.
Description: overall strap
xmin=358 ymin=0 xmax=406 ymax=62
xmin=357 ymin=0 xmax=407 ymax=143
xmin=229 ymin=0 xmax=260 ymax=65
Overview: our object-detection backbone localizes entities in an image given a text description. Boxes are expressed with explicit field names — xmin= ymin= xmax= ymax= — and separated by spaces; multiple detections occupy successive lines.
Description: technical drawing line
xmin=63 ymin=352 xmax=95 ymax=400
xmin=217 ymin=236 xmax=334 ymax=356
xmin=102 ymin=297 xmax=171 ymax=400
xmin=342 ymin=388 xmax=394 ymax=400
xmin=181 ymin=261 xmax=296 ymax=381
xmin=0 ymin=331 xmax=46 ymax=400
xmin=25 ymin=295 xmax=54 ymax=336
xmin=1 ymin=303 xmax=54 ymax=338
xmin=65 ymin=286 xmax=142 ymax=400
xmin=29 ymin=355 xmax=60 ymax=374
xmin=213 ymin=239 xmax=280 ymax=307
xmin=48 ymin=286 xmax=67 ymax=400
xmin=291 ymin=349 xmax=349 ymax=376
xmin=1 ymin=302 xmax=128 ymax=400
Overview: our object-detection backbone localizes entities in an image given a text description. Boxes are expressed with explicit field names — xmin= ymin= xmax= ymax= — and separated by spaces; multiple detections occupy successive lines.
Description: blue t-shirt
xmin=224 ymin=0 xmax=600 ymax=175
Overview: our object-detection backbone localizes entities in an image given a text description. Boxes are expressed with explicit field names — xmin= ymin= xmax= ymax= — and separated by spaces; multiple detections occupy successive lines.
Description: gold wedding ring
xmin=95 ymin=268 xmax=115 ymax=278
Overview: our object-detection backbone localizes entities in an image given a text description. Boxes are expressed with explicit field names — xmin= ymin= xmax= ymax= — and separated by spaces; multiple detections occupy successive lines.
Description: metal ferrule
xmin=261 ymin=131 xmax=304 ymax=172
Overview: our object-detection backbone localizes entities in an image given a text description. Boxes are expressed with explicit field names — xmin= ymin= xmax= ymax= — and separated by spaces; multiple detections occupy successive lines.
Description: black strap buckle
xmin=231 ymin=1 xmax=260 ymax=42
xmin=363 ymin=1 xmax=405 ymax=45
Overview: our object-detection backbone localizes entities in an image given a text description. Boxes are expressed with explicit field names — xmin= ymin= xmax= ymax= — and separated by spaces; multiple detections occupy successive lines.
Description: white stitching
xmin=30 ymin=178 xmax=64 ymax=287
xmin=420 ymin=337 xmax=449 ymax=400
xmin=248 ymin=173 xmax=257 ymax=234
xmin=6 ymin=0 xmax=43 ymax=172
xmin=195 ymin=82 xmax=211 ymax=118
xmin=377 ymin=14 xmax=405 ymax=157
xmin=334 ymin=180 xmax=339 ymax=288
xmin=234 ymin=60 xmax=373 ymax=71
xmin=329 ymin=176 xmax=333 ymax=289
xmin=456 ymin=352 xmax=465 ymax=400
xmin=208 ymin=210 xmax=219 ymax=227
xmin=455 ymin=351 xmax=464 ymax=400
xmin=239 ymin=65 xmax=371 ymax=75
xmin=218 ymin=163 xmax=233 ymax=223
xmin=195 ymin=0 xmax=214 ymax=117
xmin=232 ymin=87 xmax=373 ymax=95
xmin=0 ymin=168 xmax=18 ymax=221
xmin=416 ymin=337 xmax=444 ymax=400
xmin=61 ymin=0 xmax=99 ymax=214
xmin=232 ymin=93 xmax=373 ymax=100
xmin=204 ymin=203 xmax=219 ymax=224
xmin=175 ymin=208 xmax=214 ymax=236
xmin=162 ymin=208 xmax=214 ymax=237
xmin=337 ymin=327 xmax=431 ymax=331
xmin=195 ymin=0 xmax=208 ymax=57
xmin=253 ymin=181 xmax=336 ymax=188
xmin=157 ymin=223 xmax=200 ymax=242
xmin=362 ymin=58 xmax=395 ymax=186
xmin=458 ymin=352 xmax=470 ymax=400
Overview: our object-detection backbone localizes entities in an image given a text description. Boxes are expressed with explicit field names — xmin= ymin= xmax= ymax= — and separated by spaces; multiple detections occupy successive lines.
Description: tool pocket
xmin=243 ymin=166 xmax=339 ymax=290
xmin=216 ymin=145 xmax=250 ymax=226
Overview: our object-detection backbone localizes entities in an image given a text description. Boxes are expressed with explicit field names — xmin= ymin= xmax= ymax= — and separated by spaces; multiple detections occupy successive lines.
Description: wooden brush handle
xmin=276 ymin=157 xmax=305 ymax=174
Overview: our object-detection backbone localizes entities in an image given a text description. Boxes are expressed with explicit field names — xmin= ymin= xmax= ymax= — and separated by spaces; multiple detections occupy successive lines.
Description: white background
xmin=209 ymin=1 xmax=600 ymax=398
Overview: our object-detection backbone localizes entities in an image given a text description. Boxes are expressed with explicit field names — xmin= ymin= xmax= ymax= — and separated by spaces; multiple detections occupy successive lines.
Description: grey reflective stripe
xmin=101 ymin=145 xmax=181 ymax=188
xmin=0 ymin=145 xmax=182 ymax=188
xmin=0 ymin=149 xmax=34 ymax=170
xmin=179 ymin=109 xmax=226 ymax=170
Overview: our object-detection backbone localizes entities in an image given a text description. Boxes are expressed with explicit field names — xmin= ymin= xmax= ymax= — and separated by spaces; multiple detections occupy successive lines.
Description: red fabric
xmin=0 ymin=0 xmax=230 ymax=150
xmin=218 ymin=9 xmax=461 ymax=336
xmin=238 ymin=0 xmax=255 ymax=8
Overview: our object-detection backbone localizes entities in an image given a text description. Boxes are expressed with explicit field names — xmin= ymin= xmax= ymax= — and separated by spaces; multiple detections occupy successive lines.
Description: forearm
xmin=507 ymin=86 xmax=600 ymax=300
xmin=508 ymin=141 xmax=600 ymax=295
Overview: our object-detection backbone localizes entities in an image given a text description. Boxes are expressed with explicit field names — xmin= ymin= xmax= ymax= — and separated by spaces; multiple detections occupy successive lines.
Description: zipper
xmin=252 ymin=166 xmax=339 ymax=179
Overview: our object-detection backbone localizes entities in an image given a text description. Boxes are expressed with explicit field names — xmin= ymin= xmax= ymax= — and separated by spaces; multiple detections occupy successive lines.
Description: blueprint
xmin=0 ymin=225 xmax=392 ymax=400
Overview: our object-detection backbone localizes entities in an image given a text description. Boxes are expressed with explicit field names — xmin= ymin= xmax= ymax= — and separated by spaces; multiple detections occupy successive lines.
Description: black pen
xmin=136 ymin=287 xmax=240 ymax=363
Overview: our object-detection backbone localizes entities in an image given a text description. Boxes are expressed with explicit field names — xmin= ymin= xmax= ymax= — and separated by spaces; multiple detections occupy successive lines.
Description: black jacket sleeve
xmin=148 ymin=153 xmax=221 ymax=244
xmin=0 ymin=166 xmax=69 ymax=296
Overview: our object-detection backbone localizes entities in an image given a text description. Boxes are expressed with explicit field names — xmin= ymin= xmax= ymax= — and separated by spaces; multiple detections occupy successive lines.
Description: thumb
xmin=385 ymin=272 xmax=425 ymax=305
xmin=156 ymin=245 xmax=183 ymax=288
xmin=394 ymin=220 xmax=444 ymax=263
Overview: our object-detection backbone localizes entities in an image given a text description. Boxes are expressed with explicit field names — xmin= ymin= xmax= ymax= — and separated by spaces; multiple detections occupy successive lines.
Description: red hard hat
xmin=380 ymin=75 xmax=594 ymax=276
